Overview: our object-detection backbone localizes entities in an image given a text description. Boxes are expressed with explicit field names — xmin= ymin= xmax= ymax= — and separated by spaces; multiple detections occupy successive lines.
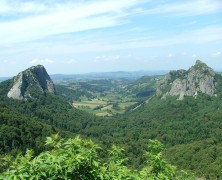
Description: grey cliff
xmin=7 ymin=65 xmax=56 ymax=100
xmin=156 ymin=60 xmax=217 ymax=100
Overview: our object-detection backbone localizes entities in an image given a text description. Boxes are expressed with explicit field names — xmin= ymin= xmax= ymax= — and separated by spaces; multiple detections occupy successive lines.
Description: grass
xmin=73 ymin=98 xmax=136 ymax=116
xmin=73 ymin=99 xmax=107 ymax=108
xmin=119 ymin=102 xmax=136 ymax=108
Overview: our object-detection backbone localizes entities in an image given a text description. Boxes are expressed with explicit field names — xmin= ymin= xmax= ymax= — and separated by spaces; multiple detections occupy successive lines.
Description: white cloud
xmin=192 ymin=54 xmax=197 ymax=58
xmin=132 ymin=7 xmax=145 ymax=14
xmin=145 ymin=0 xmax=222 ymax=17
xmin=0 ymin=0 xmax=11 ymax=14
xmin=168 ymin=53 xmax=174 ymax=57
xmin=8 ymin=25 xmax=221 ymax=56
xmin=44 ymin=59 xmax=54 ymax=64
xmin=76 ymin=26 xmax=222 ymax=52
xmin=0 ymin=0 xmax=47 ymax=14
xmin=180 ymin=21 xmax=197 ymax=27
xmin=94 ymin=55 xmax=121 ymax=62
xmin=29 ymin=58 xmax=54 ymax=64
xmin=212 ymin=51 xmax=221 ymax=56
xmin=30 ymin=58 xmax=39 ymax=64
xmin=2 ymin=60 xmax=17 ymax=65
xmin=65 ymin=59 xmax=77 ymax=64
xmin=0 ymin=0 xmax=145 ymax=45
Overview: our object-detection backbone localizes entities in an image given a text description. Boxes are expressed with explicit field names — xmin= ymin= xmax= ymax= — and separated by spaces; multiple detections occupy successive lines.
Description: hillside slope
xmin=75 ymin=61 xmax=222 ymax=178
xmin=1 ymin=62 xmax=222 ymax=178
xmin=0 ymin=65 xmax=96 ymax=167
xmin=0 ymin=65 xmax=97 ymax=134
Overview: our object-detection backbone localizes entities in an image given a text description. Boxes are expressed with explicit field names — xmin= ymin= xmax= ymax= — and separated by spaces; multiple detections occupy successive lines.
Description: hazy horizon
xmin=0 ymin=68 xmax=170 ymax=78
xmin=1 ymin=64 xmax=222 ymax=79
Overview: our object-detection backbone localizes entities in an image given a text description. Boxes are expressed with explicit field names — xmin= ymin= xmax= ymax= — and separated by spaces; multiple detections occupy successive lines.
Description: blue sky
xmin=0 ymin=0 xmax=222 ymax=76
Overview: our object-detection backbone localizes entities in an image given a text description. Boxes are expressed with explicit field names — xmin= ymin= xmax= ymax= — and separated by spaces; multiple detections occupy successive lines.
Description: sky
xmin=0 ymin=0 xmax=222 ymax=76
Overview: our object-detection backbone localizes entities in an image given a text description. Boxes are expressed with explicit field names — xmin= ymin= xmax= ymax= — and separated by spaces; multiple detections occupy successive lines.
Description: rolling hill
xmin=0 ymin=61 xmax=222 ymax=178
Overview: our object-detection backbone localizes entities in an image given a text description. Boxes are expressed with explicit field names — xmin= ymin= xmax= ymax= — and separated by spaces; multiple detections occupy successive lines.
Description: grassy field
xmin=73 ymin=99 xmax=136 ymax=116
xmin=57 ymin=77 xmax=158 ymax=116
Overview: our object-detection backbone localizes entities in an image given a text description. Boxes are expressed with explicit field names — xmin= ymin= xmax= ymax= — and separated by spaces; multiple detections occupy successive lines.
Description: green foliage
xmin=166 ymin=139 xmax=222 ymax=179
xmin=141 ymin=139 xmax=175 ymax=179
xmin=72 ymin=74 xmax=222 ymax=177
xmin=0 ymin=102 xmax=60 ymax=156
xmin=0 ymin=79 xmax=13 ymax=96
xmin=0 ymin=136 xmax=194 ymax=180
xmin=126 ymin=76 xmax=161 ymax=98
xmin=0 ymin=100 xmax=73 ymax=174
xmin=2 ymin=84 xmax=221 ymax=177
xmin=112 ymin=102 xmax=120 ymax=110
xmin=56 ymin=84 xmax=95 ymax=102
xmin=1 ymin=72 xmax=222 ymax=178
xmin=0 ymin=93 xmax=97 ymax=134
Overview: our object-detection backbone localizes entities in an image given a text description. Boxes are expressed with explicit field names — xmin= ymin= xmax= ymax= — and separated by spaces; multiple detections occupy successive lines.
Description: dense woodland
xmin=0 ymin=70 xmax=222 ymax=178
xmin=0 ymin=135 xmax=195 ymax=179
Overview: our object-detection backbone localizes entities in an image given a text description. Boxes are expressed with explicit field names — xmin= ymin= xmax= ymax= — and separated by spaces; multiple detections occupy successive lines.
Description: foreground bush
xmin=0 ymin=135 xmax=195 ymax=179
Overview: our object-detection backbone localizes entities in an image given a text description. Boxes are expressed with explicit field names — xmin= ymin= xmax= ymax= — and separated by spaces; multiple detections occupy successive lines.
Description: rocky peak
xmin=7 ymin=65 xmax=56 ymax=100
xmin=156 ymin=60 xmax=217 ymax=100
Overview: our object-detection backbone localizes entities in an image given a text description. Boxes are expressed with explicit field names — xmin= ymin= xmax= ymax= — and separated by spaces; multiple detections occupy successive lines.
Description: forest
xmin=0 ymin=134 xmax=195 ymax=179
xmin=0 ymin=70 xmax=222 ymax=179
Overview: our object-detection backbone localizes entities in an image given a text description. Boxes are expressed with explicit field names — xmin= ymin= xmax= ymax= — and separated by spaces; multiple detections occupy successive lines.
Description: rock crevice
xmin=156 ymin=60 xmax=217 ymax=100
xmin=7 ymin=65 xmax=56 ymax=100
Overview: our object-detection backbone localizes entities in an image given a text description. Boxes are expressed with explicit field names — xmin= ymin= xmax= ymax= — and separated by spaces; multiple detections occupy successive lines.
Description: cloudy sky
xmin=0 ymin=0 xmax=222 ymax=76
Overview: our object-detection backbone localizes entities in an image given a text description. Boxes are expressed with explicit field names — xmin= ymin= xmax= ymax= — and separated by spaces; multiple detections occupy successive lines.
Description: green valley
xmin=0 ymin=61 xmax=222 ymax=179
xmin=55 ymin=76 xmax=162 ymax=116
xmin=1 ymin=1 xmax=222 ymax=179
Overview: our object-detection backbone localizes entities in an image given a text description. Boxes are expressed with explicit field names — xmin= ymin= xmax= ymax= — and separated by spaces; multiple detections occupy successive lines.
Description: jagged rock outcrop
xmin=7 ymin=65 xmax=56 ymax=100
xmin=156 ymin=60 xmax=217 ymax=100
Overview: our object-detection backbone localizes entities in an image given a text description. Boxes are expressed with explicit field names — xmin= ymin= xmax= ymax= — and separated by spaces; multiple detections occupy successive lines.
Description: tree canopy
xmin=0 ymin=135 xmax=194 ymax=180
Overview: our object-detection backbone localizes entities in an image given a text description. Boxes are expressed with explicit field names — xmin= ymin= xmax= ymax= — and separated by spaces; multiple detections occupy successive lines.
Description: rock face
xmin=7 ymin=65 xmax=56 ymax=100
xmin=156 ymin=60 xmax=217 ymax=100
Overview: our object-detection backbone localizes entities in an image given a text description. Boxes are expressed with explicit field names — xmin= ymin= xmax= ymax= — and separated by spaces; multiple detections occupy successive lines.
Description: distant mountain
xmin=0 ymin=77 xmax=10 ymax=82
xmin=51 ymin=70 xmax=168 ymax=82
xmin=157 ymin=60 xmax=217 ymax=100
xmin=7 ymin=65 xmax=55 ymax=100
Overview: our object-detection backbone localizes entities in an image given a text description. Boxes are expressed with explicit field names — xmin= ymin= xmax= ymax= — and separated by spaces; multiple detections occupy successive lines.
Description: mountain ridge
xmin=156 ymin=60 xmax=217 ymax=100
xmin=7 ymin=65 xmax=56 ymax=100
xmin=1 ymin=61 xmax=222 ymax=177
